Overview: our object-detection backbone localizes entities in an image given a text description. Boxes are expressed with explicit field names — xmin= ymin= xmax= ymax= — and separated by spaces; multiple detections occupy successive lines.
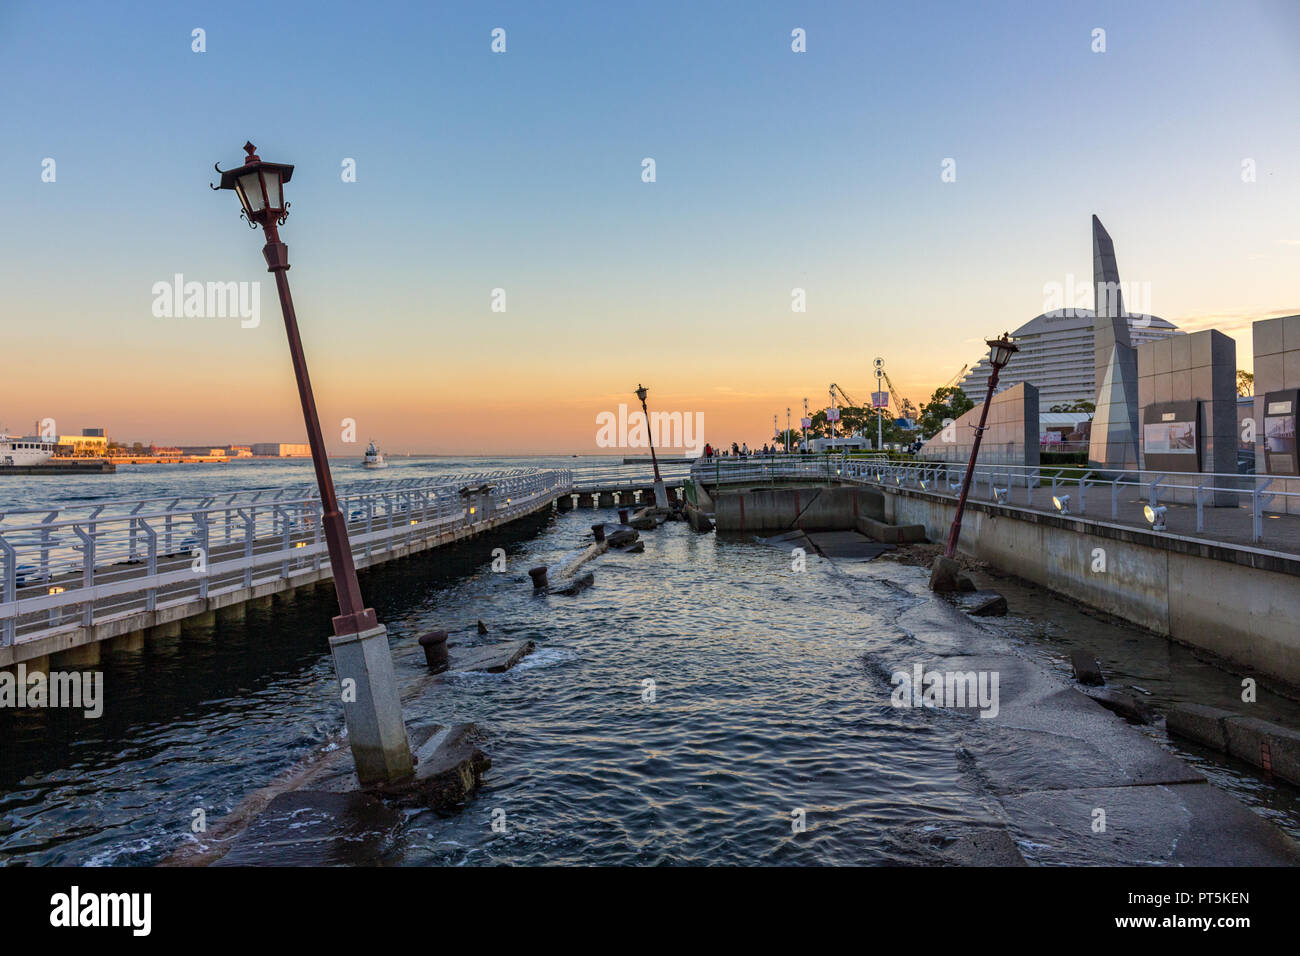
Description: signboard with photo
xmin=1141 ymin=400 xmax=1202 ymax=472
xmin=1263 ymin=389 xmax=1300 ymax=476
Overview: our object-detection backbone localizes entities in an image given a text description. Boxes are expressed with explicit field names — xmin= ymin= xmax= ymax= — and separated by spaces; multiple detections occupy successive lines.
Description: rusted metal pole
xmin=943 ymin=365 xmax=1002 ymax=558
xmin=262 ymin=218 xmax=376 ymax=637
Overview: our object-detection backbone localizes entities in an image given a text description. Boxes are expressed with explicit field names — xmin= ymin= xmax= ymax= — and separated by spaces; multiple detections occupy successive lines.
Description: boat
xmin=362 ymin=440 xmax=388 ymax=469
xmin=1 ymin=434 xmax=58 ymax=467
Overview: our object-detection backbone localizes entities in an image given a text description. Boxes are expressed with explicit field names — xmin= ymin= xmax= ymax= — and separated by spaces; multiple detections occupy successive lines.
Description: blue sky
xmin=2 ymin=0 xmax=1298 ymax=451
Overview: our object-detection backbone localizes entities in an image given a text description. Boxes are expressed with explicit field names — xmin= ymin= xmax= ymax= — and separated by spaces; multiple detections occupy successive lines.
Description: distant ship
xmin=362 ymin=440 xmax=388 ymax=469
xmin=1 ymin=435 xmax=57 ymax=467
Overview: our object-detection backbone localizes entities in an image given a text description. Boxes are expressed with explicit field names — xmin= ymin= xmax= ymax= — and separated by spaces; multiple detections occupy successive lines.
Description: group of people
xmin=700 ymin=442 xmax=793 ymax=458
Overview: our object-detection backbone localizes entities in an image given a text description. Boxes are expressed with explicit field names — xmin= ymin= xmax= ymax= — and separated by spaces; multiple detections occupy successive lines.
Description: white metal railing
xmin=692 ymin=453 xmax=1299 ymax=547
xmin=689 ymin=452 xmax=879 ymax=486
xmin=0 ymin=469 xmax=572 ymax=647
xmin=569 ymin=462 xmax=693 ymax=491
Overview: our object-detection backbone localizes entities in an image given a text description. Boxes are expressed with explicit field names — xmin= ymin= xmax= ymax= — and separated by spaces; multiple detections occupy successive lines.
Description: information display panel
xmin=1263 ymin=389 xmax=1300 ymax=476
xmin=1142 ymin=400 xmax=1202 ymax=472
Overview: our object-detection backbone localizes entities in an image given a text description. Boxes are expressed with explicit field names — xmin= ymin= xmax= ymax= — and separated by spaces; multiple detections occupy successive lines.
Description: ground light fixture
xmin=1144 ymin=504 xmax=1167 ymax=530
xmin=1052 ymin=494 xmax=1071 ymax=515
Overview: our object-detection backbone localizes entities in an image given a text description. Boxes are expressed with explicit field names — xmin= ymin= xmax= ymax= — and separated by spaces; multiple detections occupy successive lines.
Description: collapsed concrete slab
xmin=805 ymin=530 xmax=894 ymax=561
xmin=856 ymin=515 xmax=927 ymax=543
xmin=182 ymin=722 xmax=490 ymax=866
xmin=450 ymin=639 xmax=535 ymax=674
xmin=1224 ymin=716 xmax=1300 ymax=786
xmin=1164 ymin=702 xmax=1234 ymax=752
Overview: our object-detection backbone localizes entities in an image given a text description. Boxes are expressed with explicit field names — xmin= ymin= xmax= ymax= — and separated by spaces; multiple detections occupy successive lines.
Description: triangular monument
xmin=1088 ymin=215 xmax=1141 ymax=471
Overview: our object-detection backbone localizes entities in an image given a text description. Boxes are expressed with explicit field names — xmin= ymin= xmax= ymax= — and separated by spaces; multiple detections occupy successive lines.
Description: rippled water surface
xmin=2 ymin=505 xmax=1004 ymax=865
xmin=3 ymin=461 xmax=1299 ymax=864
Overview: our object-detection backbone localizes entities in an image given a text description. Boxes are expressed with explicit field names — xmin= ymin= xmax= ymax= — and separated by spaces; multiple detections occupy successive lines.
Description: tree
xmin=1049 ymin=400 xmax=1095 ymax=414
xmin=1237 ymin=370 xmax=1254 ymax=397
xmin=774 ymin=428 xmax=800 ymax=450
xmin=918 ymin=386 xmax=974 ymax=438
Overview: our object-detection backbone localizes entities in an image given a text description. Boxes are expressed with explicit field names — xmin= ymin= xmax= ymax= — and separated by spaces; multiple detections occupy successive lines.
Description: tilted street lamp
xmin=943 ymin=332 xmax=1019 ymax=558
xmin=635 ymin=383 xmax=669 ymax=508
xmin=212 ymin=142 xmax=413 ymax=787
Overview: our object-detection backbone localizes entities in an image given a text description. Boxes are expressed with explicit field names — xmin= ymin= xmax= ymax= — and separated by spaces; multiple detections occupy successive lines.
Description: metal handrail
xmin=0 ymin=468 xmax=573 ymax=647
xmin=693 ymin=453 xmax=1299 ymax=546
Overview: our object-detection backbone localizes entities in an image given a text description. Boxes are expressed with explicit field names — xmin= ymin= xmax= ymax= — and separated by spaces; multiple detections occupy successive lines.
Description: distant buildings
xmin=958 ymin=310 xmax=1183 ymax=410
xmin=40 ymin=424 xmax=309 ymax=459
xmin=250 ymin=442 xmax=310 ymax=457
xmin=56 ymin=427 xmax=109 ymax=457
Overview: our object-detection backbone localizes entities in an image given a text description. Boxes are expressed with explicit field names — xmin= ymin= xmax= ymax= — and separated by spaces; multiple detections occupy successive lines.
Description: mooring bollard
xmin=529 ymin=566 xmax=550 ymax=590
xmin=618 ymin=508 xmax=629 ymax=524
xmin=591 ymin=523 xmax=606 ymax=543
xmin=417 ymin=629 xmax=450 ymax=673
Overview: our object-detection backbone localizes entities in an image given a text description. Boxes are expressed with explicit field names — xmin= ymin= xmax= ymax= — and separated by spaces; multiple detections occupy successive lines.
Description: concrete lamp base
xmin=652 ymin=480 xmax=669 ymax=510
xmin=328 ymin=624 xmax=415 ymax=787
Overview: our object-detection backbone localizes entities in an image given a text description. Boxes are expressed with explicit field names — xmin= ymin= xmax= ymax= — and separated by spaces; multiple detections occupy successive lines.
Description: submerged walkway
xmin=822 ymin=546 xmax=1300 ymax=865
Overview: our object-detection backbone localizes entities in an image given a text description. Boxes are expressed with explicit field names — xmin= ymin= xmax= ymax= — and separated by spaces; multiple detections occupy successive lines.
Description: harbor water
xmin=1 ymin=459 xmax=1298 ymax=865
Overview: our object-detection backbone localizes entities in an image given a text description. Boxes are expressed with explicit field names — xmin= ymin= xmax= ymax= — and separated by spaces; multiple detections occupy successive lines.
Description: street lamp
xmin=212 ymin=142 xmax=413 ymax=787
xmin=635 ymin=383 xmax=669 ymax=508
xmin=942 ymin=332 xmax=1019 ymax=558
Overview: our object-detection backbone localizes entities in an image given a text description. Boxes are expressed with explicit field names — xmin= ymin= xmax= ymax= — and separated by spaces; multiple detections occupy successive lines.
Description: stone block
xmin=1224 ymin=716 xmax=1300 ymax=786
xmin=1164 ymin=702 xmax=1233 ymax=751
xmin=1253 ymin=317 xmax=1283 ymax=356
xmin=1070 ymin=648 xmax=1105 ymax=686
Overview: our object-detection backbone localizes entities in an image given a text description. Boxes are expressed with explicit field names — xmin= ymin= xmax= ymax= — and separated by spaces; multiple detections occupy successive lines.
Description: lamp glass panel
xmin=238 ymin=172 xmax=265 ymax=212
xmin=263 ymin=171 xmax=282 ymax=210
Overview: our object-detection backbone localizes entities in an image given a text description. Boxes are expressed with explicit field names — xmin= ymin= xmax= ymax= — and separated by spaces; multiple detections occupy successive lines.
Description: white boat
xmin=1 ymin=435 xmax=57 ymax=466
xmin=362 ymin=440 xmax=388 ymax=469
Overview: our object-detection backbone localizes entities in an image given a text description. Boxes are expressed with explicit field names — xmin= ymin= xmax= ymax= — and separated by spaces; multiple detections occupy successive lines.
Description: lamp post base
xmin=328 ymin=625 xmax=414 ymax=786
xmin=652 ymin=479 xmax=669 ymax=509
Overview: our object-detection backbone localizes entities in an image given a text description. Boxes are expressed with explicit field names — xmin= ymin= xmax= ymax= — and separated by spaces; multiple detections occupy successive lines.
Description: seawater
xmin=1 ymin=460 xmax=1298 ymax=864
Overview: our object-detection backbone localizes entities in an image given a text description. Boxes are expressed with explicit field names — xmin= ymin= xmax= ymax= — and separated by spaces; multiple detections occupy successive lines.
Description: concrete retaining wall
xmin=884 ymin=486 xmax=1300 ymax=688
xmin=713 ymin=486 xmax=884 ymax=532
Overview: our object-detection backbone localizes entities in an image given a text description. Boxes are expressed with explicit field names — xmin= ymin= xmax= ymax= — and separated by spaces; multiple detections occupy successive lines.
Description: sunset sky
xmin=2 ymin=0 xmax=1299 ymax=454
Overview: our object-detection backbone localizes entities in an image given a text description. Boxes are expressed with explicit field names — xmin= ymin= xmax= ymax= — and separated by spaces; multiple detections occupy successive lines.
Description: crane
xmin=828 ymin=383 xmax=860 ymax=409
xmin=878 ymin=370 xmax=907 ymax=417
xmin=942 ymin=364 xmax=968 ymax=390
